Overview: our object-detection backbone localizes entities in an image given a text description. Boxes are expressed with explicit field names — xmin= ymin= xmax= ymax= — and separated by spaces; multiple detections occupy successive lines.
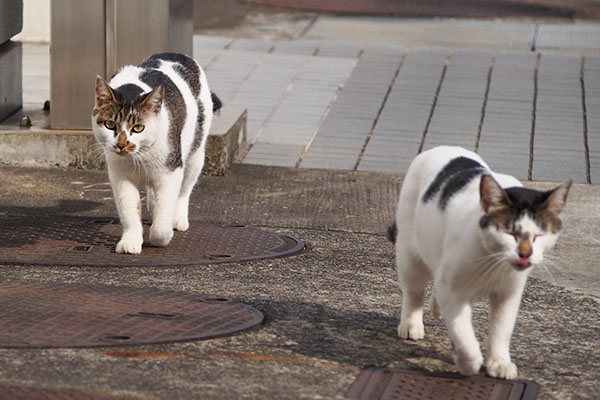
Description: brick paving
xmin=195 ymin=36 xmax=598 ymax=183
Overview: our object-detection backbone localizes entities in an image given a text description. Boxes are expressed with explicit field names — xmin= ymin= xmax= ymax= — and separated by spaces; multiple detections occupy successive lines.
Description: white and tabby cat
xmin=389 ymin=146 xmax=571 ymax=379
xmin=92 ymin=53 xmax=221 ymax=254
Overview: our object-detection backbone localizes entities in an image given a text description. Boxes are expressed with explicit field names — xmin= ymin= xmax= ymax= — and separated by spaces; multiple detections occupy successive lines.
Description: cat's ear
xmin=480 ymin=174 xmax=510 ymax=212
xmin=95 ymin=76 xmax=116 ymax=107
xmin=140 ymin=86 xmax=164 ymax=115
xmin=542 ymin=179 xmax=573 ymax=216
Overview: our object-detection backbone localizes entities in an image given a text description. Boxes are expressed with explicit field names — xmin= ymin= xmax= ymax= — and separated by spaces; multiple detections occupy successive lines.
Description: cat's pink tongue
xmin=516 ymin=258 xmax=532 ymax=269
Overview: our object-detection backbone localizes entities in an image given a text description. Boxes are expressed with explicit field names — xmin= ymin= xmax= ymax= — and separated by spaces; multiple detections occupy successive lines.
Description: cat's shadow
xmin=247 ymin=297 xmax=455 ymax=371
xmin=0 ymin=200 xmax=106 ymax=248
xmin=1 ymin=199 xmax=103 ymax=217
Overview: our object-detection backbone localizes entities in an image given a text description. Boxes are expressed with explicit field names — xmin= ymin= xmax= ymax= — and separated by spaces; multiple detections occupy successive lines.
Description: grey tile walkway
xmin=198 ymin=35 xmax=596 ymax=182
xmin=20 ymin=29 xmax=600 ymax=183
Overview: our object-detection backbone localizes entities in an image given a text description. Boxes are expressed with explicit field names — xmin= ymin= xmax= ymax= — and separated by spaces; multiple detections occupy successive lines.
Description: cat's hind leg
xmin=146 ymin=186 xmax=155 ymax=218
xmin=396 ymin=242 xmax=431 ymax=340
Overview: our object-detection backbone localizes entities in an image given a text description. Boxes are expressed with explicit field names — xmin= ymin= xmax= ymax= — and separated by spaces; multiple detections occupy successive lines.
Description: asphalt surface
xmin=0 ymin=164 xmax=598 ymax=399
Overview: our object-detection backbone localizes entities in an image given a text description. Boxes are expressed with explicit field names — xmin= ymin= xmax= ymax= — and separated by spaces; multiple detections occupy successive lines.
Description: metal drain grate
xmin=347 ymin=368 xmax=539 ymax=400
xmin=0 ymin=216 xmax=304 ymax=267
xmin=0 ymin=384 xmax=106 ymax=400
xmin=0 ymin=282 xmax=264 ymax=348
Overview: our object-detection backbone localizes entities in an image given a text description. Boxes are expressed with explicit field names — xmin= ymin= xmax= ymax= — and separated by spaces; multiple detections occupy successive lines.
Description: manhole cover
xmin=0 ymin=216 xmax=304 ymax=267
xmin=347 ymin=368 xmax=539 ymax=400
xmin=0 ymin=282 xmax=264 ymax=348
xmin=0 ymin=384 xmax=106 ymax=400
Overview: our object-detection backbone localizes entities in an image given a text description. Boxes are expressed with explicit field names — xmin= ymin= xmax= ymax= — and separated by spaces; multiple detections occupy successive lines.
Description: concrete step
xmin=0 ymin=105 xmax=246 ymax=176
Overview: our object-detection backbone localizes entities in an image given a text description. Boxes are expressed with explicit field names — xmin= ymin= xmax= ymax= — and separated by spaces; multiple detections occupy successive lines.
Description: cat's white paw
xmin=486 ymin=358 xmax=518 ymax=380
xmin=173 ymin=217 xmax=189 ymax=231
xmin=397 ymin=322 xmax=425 ymax=340
xmin=455 ymin=352 xmax=483 ymax=376
xmin=116 ymin=237 xmax=143 ymax=254
xmin=149 ymin=226 xmax=173 ymax=247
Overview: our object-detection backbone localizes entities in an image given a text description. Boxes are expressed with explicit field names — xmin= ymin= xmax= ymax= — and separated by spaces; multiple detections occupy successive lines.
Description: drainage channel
xmin=0 ymin=282 xmax=264 ymax=348
xmin=0 ymin=215 xmax=304 ymax=267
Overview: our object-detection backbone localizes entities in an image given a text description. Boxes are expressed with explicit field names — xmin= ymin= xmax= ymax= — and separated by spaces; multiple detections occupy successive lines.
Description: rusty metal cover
xmin=347 ymin=368 xmax=539 ymax=400
xmin=0 ymin=216 xmax=304 ymax=267
xmin=0 ymin=282 xmax=264 ymax=348
xmin=0 ymin=384 xmax=106 ymax=400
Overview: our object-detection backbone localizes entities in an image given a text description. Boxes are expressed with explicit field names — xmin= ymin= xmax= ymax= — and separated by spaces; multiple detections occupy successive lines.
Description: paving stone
xmin=242 ymin=156 xmax=298 ymax=167
xmin=532 ymin=157 xmax=587 ymax=183
xmin=273 ymin=40 xmax=322 ymax=55
xmin=357 ymin=157 xmax=407 ymax=173
xmin=537 ymin=24 xmax=600 ymax=53
xmin=228 ymin=38 xmax=276 ymax=52
xmin=317 ymin=41 xmax=363 ymax=58
xmin=300 ymin=157 xmax=356 ymax=170
xmin=477 ymin=151 xmax=530 ymax=180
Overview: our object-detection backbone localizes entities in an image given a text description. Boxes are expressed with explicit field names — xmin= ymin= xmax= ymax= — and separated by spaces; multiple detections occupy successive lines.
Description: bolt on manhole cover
xmin=0 ymin=384 xmax=106 ymax=400
xmin=0 ymin=215 xmax=304 ymax=267
xmin=347 ymin=368 xmax=539 ymax=400
xmin=0 ymin=282 xmax=264 ymax=348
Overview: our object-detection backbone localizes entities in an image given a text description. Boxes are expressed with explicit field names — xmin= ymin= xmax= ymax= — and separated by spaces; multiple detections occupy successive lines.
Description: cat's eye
xmin=533 ymin=234 xmax=544 ymax=242
xmin=132 ymin=124 xmax=145 ymax=133
xmin=104 ymin=120 xmax=116 ymax=130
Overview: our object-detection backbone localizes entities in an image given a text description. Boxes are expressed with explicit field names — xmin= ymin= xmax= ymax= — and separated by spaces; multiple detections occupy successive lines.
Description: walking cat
xmin=389 ymin=146 xmax=571 ymax=379
xmin=92 ymin=53 xmax=221 ymax=254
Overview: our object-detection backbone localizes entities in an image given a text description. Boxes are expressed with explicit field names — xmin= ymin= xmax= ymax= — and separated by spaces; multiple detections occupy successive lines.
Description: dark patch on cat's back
xmin=142 ymin=53 xmax=201 ymax=98
xmin=423 ymin=156 xmax=485 ymax=210
xmin=140 ymin=69 xmax=185 ymax=170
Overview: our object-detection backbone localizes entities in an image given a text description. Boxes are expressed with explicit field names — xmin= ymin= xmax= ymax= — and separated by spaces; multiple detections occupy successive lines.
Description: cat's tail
xmin=211 ymin=92 xmax=222 ymax=112
xmin=387 ymin=222 xmax=398 ymax=243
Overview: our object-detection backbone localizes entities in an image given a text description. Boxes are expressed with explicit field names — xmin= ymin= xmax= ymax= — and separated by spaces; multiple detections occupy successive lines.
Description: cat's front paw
xmin=149 ymin=226 xmax=173 ymax=247
xmin=455 ymin=352 xmax=483 ymax=376
xmin=486 ymin=358 xmax=517 ymax=380
xmin=173 ymin=217 xmax=189 ymax=231
xmin=397 ymin=322 xmax=425 ymax=340
xmin=116 ymin=237 xmax=143 ymax=254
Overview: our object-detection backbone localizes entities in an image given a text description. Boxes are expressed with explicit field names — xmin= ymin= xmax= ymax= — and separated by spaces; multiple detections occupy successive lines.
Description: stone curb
xmin=0 ymin=105 xmax=247 ymax=176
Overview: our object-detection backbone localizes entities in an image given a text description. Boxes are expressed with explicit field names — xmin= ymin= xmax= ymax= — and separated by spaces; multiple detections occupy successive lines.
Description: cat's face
xmin=92 ymin=76 xmax=164 ymax=156
xmin=478 ymin=175 xmax=572 ymax=270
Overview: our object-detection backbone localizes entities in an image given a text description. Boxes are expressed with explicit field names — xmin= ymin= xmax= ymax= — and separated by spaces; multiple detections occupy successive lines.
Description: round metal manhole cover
xmin=0 ymin=384 xmax=106 ymax=400
xmin=0 ymin=215 xmax=304 ymax=267
xmin=0 ymin=282 xmax=264 ymax=348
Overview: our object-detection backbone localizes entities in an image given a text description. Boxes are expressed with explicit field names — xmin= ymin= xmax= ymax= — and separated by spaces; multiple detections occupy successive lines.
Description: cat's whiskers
xmin=534 ymin=259 xmax=558 ymax=286
xmin=464 ymin=253 xmax=508 ymax=292
xmin=87 ymin=143 xmax=109 ymax=167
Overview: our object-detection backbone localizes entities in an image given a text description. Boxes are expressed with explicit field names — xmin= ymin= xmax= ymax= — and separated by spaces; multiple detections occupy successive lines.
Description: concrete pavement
xmin=0 ymin=164 xmax=598 ymax=399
